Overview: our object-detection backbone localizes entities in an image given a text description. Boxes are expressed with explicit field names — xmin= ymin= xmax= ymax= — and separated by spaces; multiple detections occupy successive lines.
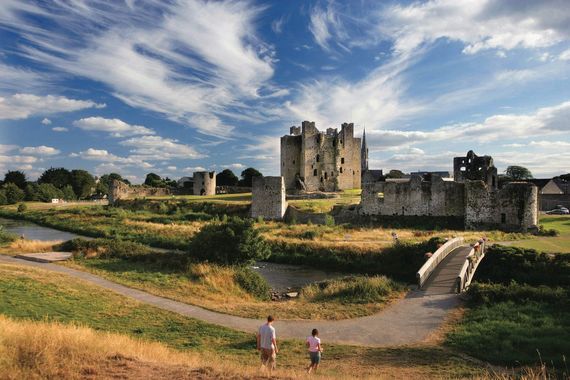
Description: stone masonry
xmin=251 ymin=176 xmax=287 ymax=220
xmin=193 ymin=171 xmax=216 ymax=196
xmin=108 ymin=180 xmax=170 ymax=205
xmin=360 ymin=151 xmax=538 ymax=232
xmin=281 ymin=121 xmax=361 ymax=192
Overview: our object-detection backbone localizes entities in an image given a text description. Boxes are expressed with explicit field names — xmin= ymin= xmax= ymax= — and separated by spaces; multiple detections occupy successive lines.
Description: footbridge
xmin=416 ymin=237 xmax=487 ymax=294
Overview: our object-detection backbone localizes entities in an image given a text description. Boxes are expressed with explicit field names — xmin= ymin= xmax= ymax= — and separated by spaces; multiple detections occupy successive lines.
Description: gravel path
xmin=0 ymin=255 xmax=462 ymax=347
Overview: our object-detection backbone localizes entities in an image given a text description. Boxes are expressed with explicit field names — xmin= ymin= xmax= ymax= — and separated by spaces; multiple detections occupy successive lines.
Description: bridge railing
xmin=456 ymin=239 xmax=487 ymax=293
xmin=417 ymin=237 xmax=464 ymax=289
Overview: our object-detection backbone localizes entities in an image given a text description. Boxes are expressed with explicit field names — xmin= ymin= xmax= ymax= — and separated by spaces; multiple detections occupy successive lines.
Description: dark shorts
xmin=261 ymin=348 xmax=276 ymax=367
xmin=309 ymin=351 xmax=321 ymax=364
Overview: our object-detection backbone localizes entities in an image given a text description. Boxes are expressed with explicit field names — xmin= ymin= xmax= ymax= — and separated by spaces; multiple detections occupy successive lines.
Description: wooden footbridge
xmin=416 ymin=237 xmax=487 ymax=294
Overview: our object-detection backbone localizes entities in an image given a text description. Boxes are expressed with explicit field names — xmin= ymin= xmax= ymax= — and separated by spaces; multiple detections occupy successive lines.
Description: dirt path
xmin=0 ymin=255 xmax=461 ymax=347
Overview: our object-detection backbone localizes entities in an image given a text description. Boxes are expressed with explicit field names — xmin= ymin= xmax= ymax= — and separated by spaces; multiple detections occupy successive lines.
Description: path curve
xmin=0 ymin=255 xmax=460 ymax=347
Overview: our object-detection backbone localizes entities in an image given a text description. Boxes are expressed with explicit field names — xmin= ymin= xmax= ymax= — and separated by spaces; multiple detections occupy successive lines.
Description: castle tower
xmin=361 ymin=128 xmax=369 ymax=172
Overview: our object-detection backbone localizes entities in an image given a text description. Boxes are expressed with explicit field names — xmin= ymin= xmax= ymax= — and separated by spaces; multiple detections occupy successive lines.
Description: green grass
xmin=147 ymin=193 xmax=252 ymax=203
xmin=0 ymin=263 xmax=486 ymax=378
xmin=506 ymin=215 xmax=570 ymax=253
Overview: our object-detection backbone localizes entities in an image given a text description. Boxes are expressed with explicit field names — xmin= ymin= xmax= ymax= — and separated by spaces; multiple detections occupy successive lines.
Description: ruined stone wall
xmin=108 ymin=180 xmax=170 ymax=205
xmin=193 ymin=171 xmax=216 ymax=196
xmin=360 ymin=176 xmax=465 ymax=217
xmin=281 ymin=121 xmax=361 ymax=192
xmin=251 ymin=176 xmax=287 ymax=220
xmin=465 ymin=181 xmax=538 ymax=231
xmin=454 ymin=150 xmax=498 ymax=190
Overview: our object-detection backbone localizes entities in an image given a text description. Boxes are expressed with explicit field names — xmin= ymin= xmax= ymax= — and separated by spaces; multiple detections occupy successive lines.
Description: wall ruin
xmin=108 ymin=180 xmax=170 ymax=205
xmin=281 ymin=121 xmax=361 ymax=192
xmin=251 ymin=176 xmax=287 ymax=220
xmin=193 ymin=171 xmax=216 ymax=196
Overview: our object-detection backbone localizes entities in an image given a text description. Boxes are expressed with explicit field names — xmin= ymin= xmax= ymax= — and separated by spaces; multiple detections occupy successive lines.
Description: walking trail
xmin=0 ymin=249 xmax=470 ymax=347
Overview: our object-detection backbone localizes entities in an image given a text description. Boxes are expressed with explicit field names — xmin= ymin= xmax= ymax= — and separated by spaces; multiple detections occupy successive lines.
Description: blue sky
xmin=0 ymin=0 xmax=569 ymax=183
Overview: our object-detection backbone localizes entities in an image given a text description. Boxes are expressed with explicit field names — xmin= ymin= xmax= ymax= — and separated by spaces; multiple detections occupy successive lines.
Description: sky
xmin=0 ymin=0 xmax=569 ymax=184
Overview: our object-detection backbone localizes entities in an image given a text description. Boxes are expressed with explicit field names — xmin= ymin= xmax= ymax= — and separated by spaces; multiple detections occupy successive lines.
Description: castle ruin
xmin=193 ymin=171 xmax=216 ymax=196
xmin=251 ymin=176 xmax=287 ymax=220
xmin=281 ymin=121 xmax=362 ymax=192
xmin=360 ymin=151 xmax=538 ymax=232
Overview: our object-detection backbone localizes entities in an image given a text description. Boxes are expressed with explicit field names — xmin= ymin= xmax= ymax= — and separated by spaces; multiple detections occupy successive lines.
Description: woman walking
xmin=306 ymin=328 xmax=322 ymax=374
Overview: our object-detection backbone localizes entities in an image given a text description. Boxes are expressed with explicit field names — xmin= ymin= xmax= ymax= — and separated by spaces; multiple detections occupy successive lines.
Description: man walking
xmin=257 ymin=315 xmax=278 ymax=374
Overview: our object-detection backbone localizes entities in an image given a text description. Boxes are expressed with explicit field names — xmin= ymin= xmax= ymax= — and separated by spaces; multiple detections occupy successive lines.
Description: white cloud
xmin=20 ymin=145 xmax=60 ymax=156
xmin=560 ymin=49 xmax=570 ymax=61
xmin=379 ymin=0 xmax=570 ymax=55
xmin=119 ymin=135 xmax=203 ymax=160
xmin=0 ymin=155 xmax=37 ymax=164
xmin=308 ymin=2 xmax=347 ymax=51
xmin=228 ymin=163 xmax=245 ymax=170
xmin=0 ymin=144 xmax=18 ymax=154
xmin=41 ymin=118 xmax=51 ymax=125
xmin=5 ymin=1 xmax=275 ymax=137
xmin=183 ymin=166 xmax=207 ymax=173
xmin=52 ymin=127 xmax=68 ymax=132
xmin=73 ymin=117 xmax=154 ymax=137
xmin=0 ymin=94 xmax=104 ymax=120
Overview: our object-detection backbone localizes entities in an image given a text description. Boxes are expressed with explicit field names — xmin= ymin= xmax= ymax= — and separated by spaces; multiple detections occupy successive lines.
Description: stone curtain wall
xmin=193 ymin=171 xmax=216 ymax=196
xmin=360 ymin=176 xmax=538 ymax=232
xmin=361 ymin=176 xmax=465 ymax=217
xmin=108 ymin=180 xmax=170 ymax=205
xmin=251 ymin=176 xmax=287 ymax=220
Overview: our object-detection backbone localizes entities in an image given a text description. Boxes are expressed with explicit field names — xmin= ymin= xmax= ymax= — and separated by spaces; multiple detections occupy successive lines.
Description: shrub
xmin=0 ymin=227 xmax=17 ymax=245
xmin=467 ymin=282 xmax=569 ymax=306
xmin=302 ymin=275 xmax=403 ymax=304
xmin=536 ymin=225 xmax=559 ymax=237
xmin=300 ymin=230 xmax=320 ymax=240
xmin=474 ymin=245 xmax=570 ymax=287
xmin=234 ymin=267 xmax=270 ymax=300
xmin=0 ymin=190 xmax=7 ymax=205
xmin=324 ymin=214 xmax=335 ymax=227
xmin=17 ymin=203 xmax=27 ymax=213
xmin=59 ymin=238 xmax=152 ymax=259
xmin=188 ymin=217 xmax=270 ymax=265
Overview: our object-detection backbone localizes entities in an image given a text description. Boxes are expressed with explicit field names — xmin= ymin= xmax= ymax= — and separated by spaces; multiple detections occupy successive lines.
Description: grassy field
xmin=504 ymin=215 xmax=570 ymax=253
xmin=0 ymin=263 xmax=488 ymax=379
xmin=62 ymin=258 xmax=405 ymax=320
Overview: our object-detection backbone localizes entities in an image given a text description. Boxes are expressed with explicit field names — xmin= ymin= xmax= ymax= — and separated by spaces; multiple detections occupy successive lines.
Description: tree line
xmin=0 ymin=166 xmax=264 ymax=205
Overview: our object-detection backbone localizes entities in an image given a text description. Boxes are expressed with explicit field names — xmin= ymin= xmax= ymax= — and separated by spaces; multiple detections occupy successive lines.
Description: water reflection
xmin=0 ymin=218 xmax=84 ymax=242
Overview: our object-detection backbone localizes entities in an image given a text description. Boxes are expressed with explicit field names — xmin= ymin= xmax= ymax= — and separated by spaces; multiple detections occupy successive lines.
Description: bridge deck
xmin=422 ymin=246 xmax=472 ymax=295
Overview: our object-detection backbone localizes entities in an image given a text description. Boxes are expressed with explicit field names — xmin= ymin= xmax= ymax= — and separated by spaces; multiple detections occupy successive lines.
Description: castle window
xmin=320 ymin=177 xmax=324 ymax=182
xmin=501 ymin=213 xmax=506 ymax=223
xmin=313 ymin=169 xmax=317 ymax=176
xmin=331 ymin=171 xmax=333 ymax=177
xmin=340 ymin=167 xmax=343 ymax=173
xmin=282 ymin=161 xmax=285 ymax=167
xmin=324 ymin=172 xmax=328 ymax=179
xmin=293 ymin=160 xmax=295 ymax=164
xmin=316 ymin=154 xmax=320 ymax=163
xmin=341 ymin=157 xmax=345 ymax=164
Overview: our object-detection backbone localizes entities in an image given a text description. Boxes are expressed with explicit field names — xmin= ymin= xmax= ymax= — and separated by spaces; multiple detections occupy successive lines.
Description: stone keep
xmin=281 ymin=121 xmax=362 ymax=192
xmin=251 ymin=176 xmax=287 ymax=220
xmin=108 ymin=180 xmax=170 ymax=205
xmin=193 ymin=171 xmax=216 ymax=196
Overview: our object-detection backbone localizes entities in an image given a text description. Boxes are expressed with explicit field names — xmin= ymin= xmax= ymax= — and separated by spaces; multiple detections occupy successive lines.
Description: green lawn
xmin=0 ymin=263 xmax=487 ymax=378
xmin=507 ymin=215 xmax=570 ymax=253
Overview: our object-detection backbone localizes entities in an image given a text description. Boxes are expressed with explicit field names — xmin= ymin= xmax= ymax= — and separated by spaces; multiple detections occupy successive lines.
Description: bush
xmin=474 ymin=245 xmax=570 ymax=287
xmin=0 ymin=227 xmax=17 ymax=245
xmin=467 ymin=282 xmax=569 ymax=306
xmin=17 ymin=203 xmax=27 ymax=213
xmin=59 ymin=238 xmax=153 ymax=259
xmin=0 ymin=190 xmax=7 ymax=205
xmin=302 ymin=275 xmax=403 ymax=304
xmin=188 ymin=217 xmax=270 ymax=265
xmin=324 ymin=214 xmax=335 ymax=227
xmin=234 ymin=267 xmax=270 ymax=300
xmin=300 ymin=230 xmax=320 ymax=240
xmin=537 ymin=225 xmax=559 ymax=237
xmin=3 ymin=183 xmax=25 ymax=204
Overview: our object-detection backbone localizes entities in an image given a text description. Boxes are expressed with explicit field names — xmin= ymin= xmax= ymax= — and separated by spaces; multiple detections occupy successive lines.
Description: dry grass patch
xmin=0 ymin=239 xmax=61 ymax=255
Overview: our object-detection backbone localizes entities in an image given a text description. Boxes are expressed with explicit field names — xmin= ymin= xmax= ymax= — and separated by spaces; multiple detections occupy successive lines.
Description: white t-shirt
xmin=306 ymin=336 xmax=321 ymax=352
xmin=259 ymin=324 xmax=276 ymax=350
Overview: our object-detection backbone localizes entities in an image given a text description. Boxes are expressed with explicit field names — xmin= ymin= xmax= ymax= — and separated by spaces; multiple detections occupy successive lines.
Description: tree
xmin=25 ymin=183 xmax=40 ymax=201
xmin=38 ymin=168 xmax=72 ymax=189
xmin=239 ymin=167 xmax=262 ymax=187
xmin=216 ymin=169 xmax=239 ymax=186
xmin=3 ymin=183 xmax=25 ymax=204
xmin=0 ymin=189 xmax=7 ymax=205
xmin=70 ymin=169 xmax=95 ymax=198
xmin=144 ymin=172 xmax=162 ymax=187
xmin=36 ymin=183 xmax=64 ymax=202
xmin=3 ymin=170 xmax=27 ymax=189
xmin=62 ymin=185 xmax=76 ymax=200
xmin=97 ymin=173 xmax=130 ymax=195
xmin=556 ymin=173 xmax=570 ymax=182
xmin=386 ymin=169 xmax=405 ymax=179
xmin=505 ymin=166 xmax=533 ymax=180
